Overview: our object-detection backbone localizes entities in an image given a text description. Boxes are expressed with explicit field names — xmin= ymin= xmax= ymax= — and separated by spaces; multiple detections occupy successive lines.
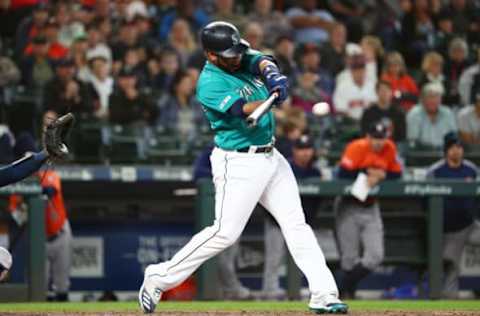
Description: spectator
xmin=336 ymin=121 xmax=402 ymax=299
xmin=273 ymin=35 xmax=297 ymax=78
xmin=263 ymin=134 xmax=321 ymax=301
xmin=427 ymin=132 xmax=478 ymax=299
xmin=444 ymin=38 xmax=470 ymax=107
xmin=111 ymin=21 xmax=140 ymax=63
xmin=109 ymin=68 xmax=157 ymax=126
xmin=292 ymin=71 xmax=332 ymax=114
xmin=157 ymin=0 xmax=209 ymax=42
xmin=432 ymin=9 xmax=455 ymax=57
xmin=407 ymin=83 xmax=457 ymax=148
xmin=20 ymin=36 xmax=55 ymax=90
xmin=15 ymin=2 xmax=49 ymax=57
xmin=147 ymin=47 xmax=181 ymax=94
xmin=247 ymin=0 xmax=292 ymax=48
xmin=43 ymin=58 xmax=93 ymax=121
xmin=122 ymin=47 xmax=148 ymax=89
xmin=333 ymin=54 xmax=377 ymax=121
xmin=168 ymin=18 xmax=198 ymax=66
xmin=85 ymin=23 xmax=112 ymax=67
xmin=243 ymin=22 xmax=268 ymax=53
xmin=286 ymin=0 xmax=335 ymax=45
xmin=457 ymin=93 xmax=480 ymax=145
xmin=54 ymin=2 xmax=85 ymax=47
xmin=319 ymin=22 xmax=347 ymax=77
xmin=381 ymin=51 xmax=419 ymax=112
xmin=360 ymin=35 xmax=384 ymax=83
xmin=275 ymin=107 xmax=307 ymax=159
xmin=133 ymin=14 xmax=156 ymax=59
xmin=23 ymin=19 xmax=69 ymax=61
xmin=156 ymin=70 xmax=204 ymax=143
xmin=296 ymin=43 xmax=335 ymax=97
xmin=213 ymin=0 xmax=247 ymax=33
xmin=419 ymin=52 xmax=447 ymax=98
xmin=328 ymin=0 xmax=368 ymax=42
xmin=336 ymin=43 xmax=376 ymax=87
xmin=446 ymin=0 xmax=477 ymax=37
xmin=361 ymin=81 xmax=406 ymax=143
xmin=0 ymin=45 xmax=21 ymax=89
xmin=458 ymin=48 xmax=480 ymax=106
xmin=400 ymin=0 xmax=438 ymax=68
xmin=72 ymin=36 xmax=90 ymax=83
xmin=86 ymin=55 xmax=114 ymax=120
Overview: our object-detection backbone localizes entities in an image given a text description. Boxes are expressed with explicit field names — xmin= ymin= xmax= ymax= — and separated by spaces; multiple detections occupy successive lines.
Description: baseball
xmin=312 ymin=102 xmax=330 ymax=116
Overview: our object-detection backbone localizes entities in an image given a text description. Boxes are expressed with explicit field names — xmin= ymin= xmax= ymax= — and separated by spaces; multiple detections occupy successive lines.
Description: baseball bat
xmin=246 ymin=92 xmax=278 ymax=127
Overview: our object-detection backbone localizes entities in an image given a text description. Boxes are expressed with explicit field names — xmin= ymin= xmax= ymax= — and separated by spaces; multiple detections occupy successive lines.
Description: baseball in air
xmin=312 ymin=102 xmax=331 ymax=116
xmin=0 ymin=247 xmax=12 ymax=282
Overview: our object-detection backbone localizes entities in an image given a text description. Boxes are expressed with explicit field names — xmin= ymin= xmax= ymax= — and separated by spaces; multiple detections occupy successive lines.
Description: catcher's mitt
xmin=44 ymin=113 xmax=75 ymax=160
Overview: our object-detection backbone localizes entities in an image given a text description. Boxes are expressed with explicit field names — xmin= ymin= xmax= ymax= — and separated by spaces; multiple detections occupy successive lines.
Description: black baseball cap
xmin=367 ymin=122 xmax=388 ymax=139
xmin=443 ymin=132 xmax=463 ymax=153
xmin=294 ymin=134 xmax=314 ymax=149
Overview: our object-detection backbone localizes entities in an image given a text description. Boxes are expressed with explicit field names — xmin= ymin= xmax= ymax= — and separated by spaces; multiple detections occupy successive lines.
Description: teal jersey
xmin=196 ymin=50 xmax=275 ymax=150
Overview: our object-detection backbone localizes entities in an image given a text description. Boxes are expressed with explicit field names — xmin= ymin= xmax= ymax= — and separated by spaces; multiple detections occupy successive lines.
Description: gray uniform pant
xmin=335 ymin=199 xmax=384 ymax=271
xmin=443 ymin=224 xmax=473 ymax=298
xmin=263 ymin=216 xmax=286 ymax=292
xmin=46 ymin=220 xmax=72 ymax=294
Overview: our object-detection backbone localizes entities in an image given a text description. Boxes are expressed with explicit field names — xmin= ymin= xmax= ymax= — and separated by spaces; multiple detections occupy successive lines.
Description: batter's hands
xmin=265 ymin=72 xmax=288 ymax=105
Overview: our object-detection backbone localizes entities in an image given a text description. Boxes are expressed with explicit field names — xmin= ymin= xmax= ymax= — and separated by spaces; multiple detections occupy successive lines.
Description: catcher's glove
xmin=44 ymin=113 xmax=75 ymax=160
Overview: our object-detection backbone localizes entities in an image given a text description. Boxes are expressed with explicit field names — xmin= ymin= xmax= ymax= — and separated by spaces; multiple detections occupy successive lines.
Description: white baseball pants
xmin=146 ymin=147 xmax=338 ymax=296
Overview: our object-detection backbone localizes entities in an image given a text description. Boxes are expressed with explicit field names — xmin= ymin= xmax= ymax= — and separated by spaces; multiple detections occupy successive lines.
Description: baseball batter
xmin=139 ymin=21 xmax=348 ymax=314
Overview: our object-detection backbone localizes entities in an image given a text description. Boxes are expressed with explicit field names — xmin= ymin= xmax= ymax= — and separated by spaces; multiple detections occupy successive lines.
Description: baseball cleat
xmin=138 ymin=270 xmax=162 ymax=314
xmin=309 ymin=293 xmax=348 ymax=314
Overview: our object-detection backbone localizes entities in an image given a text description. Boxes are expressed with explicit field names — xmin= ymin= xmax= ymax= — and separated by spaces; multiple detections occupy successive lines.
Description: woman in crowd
xmin=381 ymin=51 xmax=419 ymax=111
xmin=156 ymin=70 xmax=204 ymax=144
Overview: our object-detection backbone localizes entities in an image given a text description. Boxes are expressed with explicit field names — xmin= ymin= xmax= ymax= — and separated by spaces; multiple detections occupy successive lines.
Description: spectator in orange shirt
xmin=24 ymin=19 xmax=69 ymax=60
xmin=335 ymin=122 xmax=402 ymax=299
xmin=381 ymin=52 xmax=419 ymax=112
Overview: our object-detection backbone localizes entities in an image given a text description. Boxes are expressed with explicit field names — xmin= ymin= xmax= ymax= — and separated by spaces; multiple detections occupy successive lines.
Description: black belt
xmin=48 ymin=229 xmax=64 ymax=242
xmin=236 ymin=145 xmax=273 ymax=154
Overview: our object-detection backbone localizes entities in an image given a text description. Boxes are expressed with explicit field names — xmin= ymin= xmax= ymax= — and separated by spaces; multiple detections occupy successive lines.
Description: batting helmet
xmin=200 ymin=21 xmax=250 ymax=58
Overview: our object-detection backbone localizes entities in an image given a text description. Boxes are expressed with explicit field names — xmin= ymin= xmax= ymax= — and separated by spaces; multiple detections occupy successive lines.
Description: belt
xmin=47 ymin=229 xmax=64 ymax=242
xmin=236 ymin=145 xmax=274 ymax=154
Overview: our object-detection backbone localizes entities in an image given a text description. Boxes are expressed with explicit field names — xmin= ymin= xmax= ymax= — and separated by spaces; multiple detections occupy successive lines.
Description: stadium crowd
xmin=0 ymin=0 xmax=479 ymax=164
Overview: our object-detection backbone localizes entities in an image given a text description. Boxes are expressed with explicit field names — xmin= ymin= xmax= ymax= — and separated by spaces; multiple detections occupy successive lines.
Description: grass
xmin=0 ymin=301 xmax=480 ymax=313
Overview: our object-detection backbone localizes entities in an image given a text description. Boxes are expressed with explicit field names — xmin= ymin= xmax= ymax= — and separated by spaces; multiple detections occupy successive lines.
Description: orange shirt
xmin=340 ymin=138 xmax=402 ymax=173
xmin=39 ymin=170 xmax=67 ymax=237
xmin=381 ymin=73 xmax=419 ymax=112
xmin=24 ymin=42 xmax=69 ymax=60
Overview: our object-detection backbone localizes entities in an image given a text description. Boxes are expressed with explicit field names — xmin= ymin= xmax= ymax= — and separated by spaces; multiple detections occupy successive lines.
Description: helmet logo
xmin=231 ymin=34 xmax=240 ymax=45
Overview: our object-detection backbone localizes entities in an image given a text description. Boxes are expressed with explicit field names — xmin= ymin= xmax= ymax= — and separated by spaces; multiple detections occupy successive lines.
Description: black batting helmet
xmin=200 ymin=21 xmax=250 ymax=58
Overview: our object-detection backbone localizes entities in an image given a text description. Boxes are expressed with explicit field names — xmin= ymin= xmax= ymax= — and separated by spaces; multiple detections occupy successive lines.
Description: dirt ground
xmin=2 ymin=312 xmax=480 ymax=316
